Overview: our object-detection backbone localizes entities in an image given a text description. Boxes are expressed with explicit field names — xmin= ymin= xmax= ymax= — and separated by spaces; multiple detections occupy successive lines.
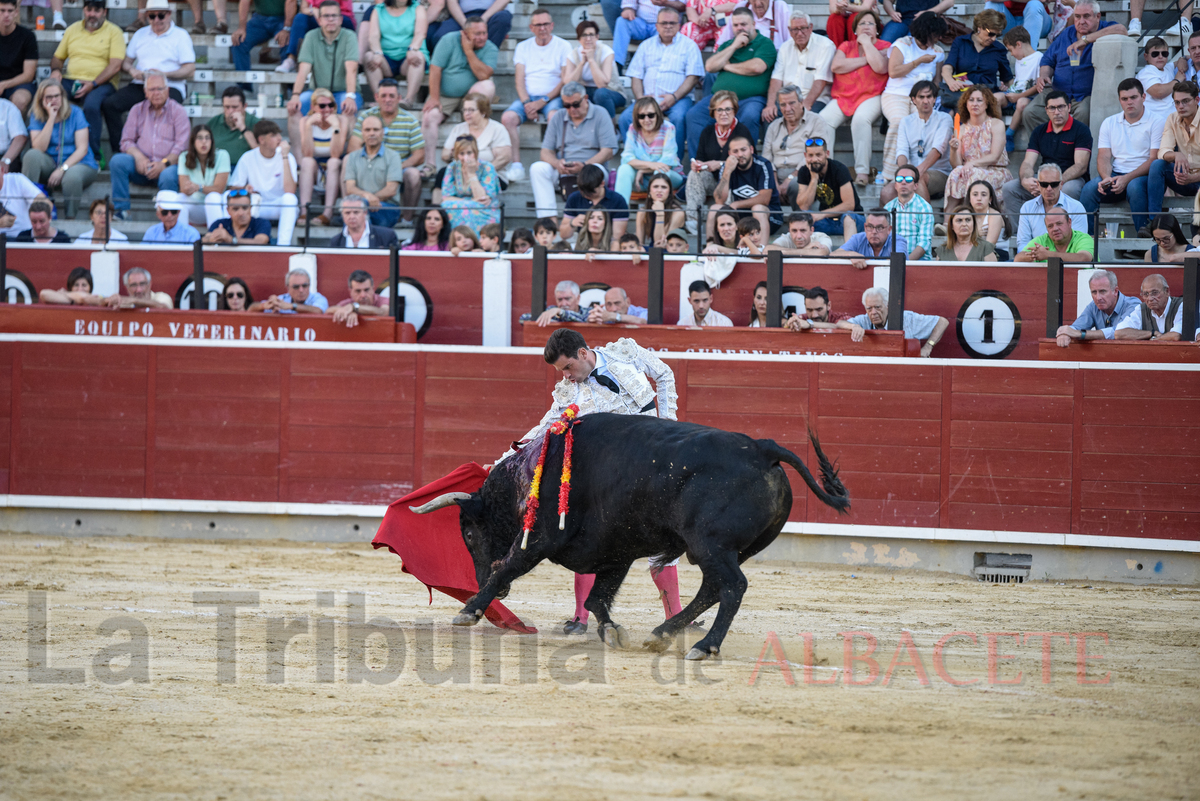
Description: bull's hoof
xmin=451 ymin=609 xmax=483 ymax=626
xmin=600 ymin=623 xmax=629 ymax=649
xmin=642 ymin=634 xmax=671 ymax=653
xmin=685 ymin=645 xmax=718 ymax=661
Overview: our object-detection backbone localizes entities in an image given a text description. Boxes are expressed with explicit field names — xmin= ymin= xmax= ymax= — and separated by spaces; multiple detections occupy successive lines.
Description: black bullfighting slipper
xmin=562 ymin=617 xmax=588 ymax=635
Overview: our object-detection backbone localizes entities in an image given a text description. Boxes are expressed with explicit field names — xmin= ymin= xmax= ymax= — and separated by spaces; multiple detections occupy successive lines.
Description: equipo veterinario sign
xmin=72 ymin=317 xmax=319 ymax=341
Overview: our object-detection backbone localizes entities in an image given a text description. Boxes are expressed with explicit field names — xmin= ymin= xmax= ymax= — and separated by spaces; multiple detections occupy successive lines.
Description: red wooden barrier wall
xmin=3 ymin=335 xmax=1197 ymax=543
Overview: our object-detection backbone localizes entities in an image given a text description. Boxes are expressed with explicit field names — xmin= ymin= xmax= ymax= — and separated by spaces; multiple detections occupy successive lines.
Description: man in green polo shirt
xmin=207 ymin=86 xmax=259 ymax=167
xmin=1015 ymin=207 xmax=1095 ymax=263
xmin=348 ymin=78 xmax=423 ymax=219
xmin=286 ymin=0 xmax=359 ymax=145
xmin=343 ymin=114 xmax=403 ymax=227
xmin=685 ymin=7 xmax=776 ymax=161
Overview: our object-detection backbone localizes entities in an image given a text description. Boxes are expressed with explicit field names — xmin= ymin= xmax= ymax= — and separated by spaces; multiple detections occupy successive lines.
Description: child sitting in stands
xmin=1001 ymin=27 xmax=1042 ymax=151
xmin=479 ymin=223 xmax=503 ymax=252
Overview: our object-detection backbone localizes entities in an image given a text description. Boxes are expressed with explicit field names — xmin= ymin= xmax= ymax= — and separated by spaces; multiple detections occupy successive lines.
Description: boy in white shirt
xmin=227 ymin=120 xmax=300 ymax=246
xmin=1137 ymin=37 xmax=1179 ymax=123
xmin=1001 ymin=27 xmax=1042 ymax=151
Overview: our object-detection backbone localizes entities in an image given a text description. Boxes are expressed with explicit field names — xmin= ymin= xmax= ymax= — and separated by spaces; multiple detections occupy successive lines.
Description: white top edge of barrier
xmin=1 ymin=332 xmax=1197 ymax=372
xmin=1 ymin=494 xmax=388 ymax=517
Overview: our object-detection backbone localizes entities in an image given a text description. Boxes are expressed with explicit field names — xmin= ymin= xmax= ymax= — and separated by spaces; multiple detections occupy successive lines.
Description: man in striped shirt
xmin=347 ymin=79 xmax=425 ymax=223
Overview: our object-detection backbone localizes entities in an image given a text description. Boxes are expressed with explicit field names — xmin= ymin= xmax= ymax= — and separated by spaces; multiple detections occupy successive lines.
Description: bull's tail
xmin=759 ymin=430 xmax=851 ymax=515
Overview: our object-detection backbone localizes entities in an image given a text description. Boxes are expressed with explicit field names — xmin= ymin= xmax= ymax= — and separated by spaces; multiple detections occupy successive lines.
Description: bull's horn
xmin=409 ymin=492 xmax=471 ymax=514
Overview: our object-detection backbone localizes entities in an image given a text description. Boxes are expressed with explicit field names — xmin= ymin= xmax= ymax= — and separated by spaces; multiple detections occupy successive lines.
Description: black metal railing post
xmin=1184 ymin=256 xmax=1198 ymax=343
xmin=192 ymin=239 xmax=205 ymax=310
xmin=0 ymin=233 xmax=6 ymax=303
xmin=389 ymin=242 xmax=401 ymax=322
xmin=647 ymin=246 xmax=664 ymax=324
xmin=531 ymin=244 xmax=548 ymax=320
xmin=766 ymin=249 xmax=783 ymax=327
xmin=890 ymin=207 xmax=897 ymax=254
xmin=1092 ymin=211 xmax=1100 ymax=263
xmin=1046 ymin=256 xmax=1064 ymax=338
xmin=886 ymin=250 xmax=906 ymax=331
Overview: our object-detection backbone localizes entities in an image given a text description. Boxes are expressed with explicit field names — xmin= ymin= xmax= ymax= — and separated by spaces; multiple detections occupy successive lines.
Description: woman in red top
xmin=818 ymin=9 xmax=890 ymax=186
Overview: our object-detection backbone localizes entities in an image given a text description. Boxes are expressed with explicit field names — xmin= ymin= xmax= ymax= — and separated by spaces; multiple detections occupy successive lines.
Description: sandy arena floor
xmin=1 ymin=532 xmax=1198 ymax=801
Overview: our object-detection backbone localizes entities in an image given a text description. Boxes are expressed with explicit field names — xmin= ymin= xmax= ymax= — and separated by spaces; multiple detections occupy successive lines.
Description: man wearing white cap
xmin=143 ymin=189 xmax=200 ymax=243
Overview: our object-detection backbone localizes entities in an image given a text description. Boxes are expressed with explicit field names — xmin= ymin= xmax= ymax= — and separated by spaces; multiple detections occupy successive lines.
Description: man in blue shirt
xmin=1021 ymin=0 xmax=1127 ymax=135
xmin=1055 ymin=269 xmax=1140 ymax=346
xmin=838 ymin=286 xmax=949 ymax=358
xmin=559 ymin=164 xmax=630 ymax=240
xmin=250 ymin=267 xmax=330 ymax=314
xmin=830 ymin=208 xmax=909 ymax=270
xmin=142 ymin=191 xmax=200 ymax=244
xmin=587 ymin=286 xmax=649 ymax=324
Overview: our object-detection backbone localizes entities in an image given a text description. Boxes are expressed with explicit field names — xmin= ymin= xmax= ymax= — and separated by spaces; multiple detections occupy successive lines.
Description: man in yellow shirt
xmin=49 ymin=0 xmax=125 ymax=163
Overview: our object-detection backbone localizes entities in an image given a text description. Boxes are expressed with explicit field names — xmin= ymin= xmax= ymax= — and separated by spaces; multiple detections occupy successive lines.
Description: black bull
xmin=411 ymin=414 xmax=850 ymax=660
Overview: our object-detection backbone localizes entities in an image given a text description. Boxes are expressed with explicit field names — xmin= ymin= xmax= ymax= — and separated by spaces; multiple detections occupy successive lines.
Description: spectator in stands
xmin=0 ymin=96 xmax=26 ymax=173
xmin=838 ymin=286 xmax=948 ymax=357
xmin=287 ymin=0 xmax=361 ymax=144
xmin=1149 ymin=81 xmax=1200 ymax=219
xmin=507 ymin=228 xmax=533 ymax=253
xmin=427 ymin=0 xmax=511 ymax=53
xmin=208 ymin=88 xmax=259 ymax=169
xmin=327 ymin=194 xmax=399 ymax=248
xmin=884 ymin=81 xmax=951 ymax=203
xmin=49 ymin=0 xmax=124 ymax=164
xmin=532 ymin=86 xmax=618 ymax=221
xmin=0 ymin=0 xmax=38 ymax=115
xmin=1144 ymin=213 xmax=1197 ymax=263
xmin=203 ymin=188 xmax=273 ymax=245
xmin=534 ymin=217 xmax=558 ymax=248
xmin=679 ymin=0 xmax=727 ymax=51
xmin=679 ymin=279 xmax=733 ymax=326
xmin=1015 ymin=206 xmax=1094 ymax=262
xmin=966 ymin=179 xmax=1008 ymax=255
xmin=880 ymin=12 xmax=946 ymax=183
xmin=1115 ymin=273 xmax=1183 ymax=340
xmin=278 ymin=0 xmax=358 ymax=75
xmin=441 ymin=134 xmax=501 ymax=229
xmin=109 ymin=71 xmax=188 ymax=221
xmin=1137 ymin=37 xmax=1177 ymax=124
xmin=1003 ymin=89 xmax=1090 ymax=215
xmin=1022 ymin=0 xmax=1126 ymax=133
xmin=228 ymin=120 xmax=300 ymax=245
xmin=23 ymin=80 xmax=99 ymax=220
xmin=15 ymin=200 xmax=70 ymax=243
xmin=343 ymin=113 xmax=403 ymax=227
xmin=794 ymin=137 xmax=864 ymax=241
xmin=126 ymin=0 xmax=224 ymax=35
xmin=479 ymin=223 xmax=502 ymax=251
xmin=588 ymin=286 xmax=648 ymax=325
xmin=738 ymin=215 xmax=766 ymax=255
xmin=940 ymin=10 xmax=1011 ymax=104
xmin=985 ymin=0 xmax=1051 ymax=40
xmin=362 ymin=0 xmax=429 ymax=105
xmin=1081 ymin=78 xmax=1160 ymax=237
xmin=832 ymin=207 xmax=908 ymax=268
xmin=939 ymin=207 xmax=997 ymax=260
xmin=249 ymin=267 xmax=330 ymax=312
xmin=330 ymin=269 xmax=389 ymax=328
xmin=1015 ymin=163 xmax=1087 ymax=251
xmin=1127 ymin=0 xmax=1192 ymax=39
xmin=449 ymin=225 xmax=484 ymax=255
xmin=665 ymin=228 xmax=690 ymax=252
xmin=686 ymin=91 xmax=752 ymax=232
xmin=563 ymin=20 xmax=627 ymax=125
xmin=178 ymin=123 xmax=231 ymax=230
xmin=787 ymin=285 xmax=855 ymax=329
xmin=718 ymin=0 xmax=791 ymax=47
xmin=704 ymin=205 xmax=740 ymax=251
xmin=106 ymin=266 xmax=172 ymax=309
xmin=76 ymin=198 xmax=128 ymax=243
xmin=559 ymin=164 xmax=629 ymax=241
xmin=297 ymin=89 xmax=345 ymax=226
xmin=0 ymin=166 xmax=45 ymax=237
xmin=102 ymin=0 xmax=195 ymax=157
xmin=232 ymin=0 xmax=295 ymax=75
xmin=945 ymin=86 xmax=1009 ymax=219
xmin=713 ymin=134 xmax=784 ymax=236
xmin=747 ymin=281 xmax=774 ymax=327
xmin=686 ymin=8 xmax=777 ymax=160
xmin=766 ymin=12 xmax=835 ymax=118
xmin=620 ymin=9 xmax=704 ymax=160
xmin=763 ymin=85 xmax=835 ymax=208
xmin=614 ymin=0 xmax=667 ymax=70
xmin=617 ymin=97 xmax=684 ymax=203
xmin=403 ymin=207 xmax=451 ymax=250
xmin=501 ymin=9 xmax=572 ymax=176
xmin=818 ymin=9 xmax=889 ymax=187
xmin=1175 ymin=30 xmax=1200 ymax=82
xmin=768 ymin=212 xmax=833 ymax=255
xmin=884 ymin=164 xmax=932 ymax=259
xmin=219 ymin=278 xmax=253 ymax=311
xmin=1054 ymin=268 xmax=1139 ymax=345
xmin=439 ymin=93 xmax=509 ymax=200
xmin=999 ymin=25 xmax=1041 ymax=150
xmin=144 ymin=190 xmax=200 ymax=243
xmin=877 ymin=0 xmax=951 ymax=43
xmin=41 ymin=266 xmax=105 ymax=306
xmin=421 ymin=17 xmax=499 ymax=178
xmin=348 ymin=79 xmax=424 ymax=220
xmin=574 ymin=208 xmax=614 ymax=252
xmin=529 ymin=279 xmax=588 ymax=326
xmin=636 ymin=173 xmax=687 ymax=247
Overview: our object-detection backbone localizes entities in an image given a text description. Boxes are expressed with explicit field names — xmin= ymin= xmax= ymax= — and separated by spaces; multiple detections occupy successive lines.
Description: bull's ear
xmin=456 ymin=493 xmax=486 ymax=522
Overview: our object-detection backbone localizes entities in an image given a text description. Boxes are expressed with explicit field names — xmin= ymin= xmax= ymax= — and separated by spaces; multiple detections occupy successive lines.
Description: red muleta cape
xmin=371 ymin=462 xmax=537 ymax=633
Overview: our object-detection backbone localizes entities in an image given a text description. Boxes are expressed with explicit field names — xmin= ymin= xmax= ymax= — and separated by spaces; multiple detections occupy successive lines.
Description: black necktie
xmin=590 ymin=370 xmax=620 ymax=394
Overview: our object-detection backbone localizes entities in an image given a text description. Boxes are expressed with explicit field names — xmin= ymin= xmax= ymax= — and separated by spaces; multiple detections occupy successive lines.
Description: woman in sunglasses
xmin=617 ymin=98 xmax=683 ymax=205
xmin=298 ymin=88 xmax=346 ymax=226
xmin=221 ymin=277 xmax=254 ymax=311
xmin=939 ymin=208 xmax=997 ymax=261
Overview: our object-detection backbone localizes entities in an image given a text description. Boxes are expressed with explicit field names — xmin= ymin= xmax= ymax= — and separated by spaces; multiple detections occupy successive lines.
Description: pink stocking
xmin=651 ymin=564 xmax=682 ymax=619
xmin=573 ymin=573 xmax=595 ymax=623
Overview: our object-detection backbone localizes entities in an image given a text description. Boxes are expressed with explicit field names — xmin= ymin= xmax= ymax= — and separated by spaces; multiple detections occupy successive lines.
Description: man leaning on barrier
xmin=330 ymin=269 xmax=389 ymax=328
xmin=1055 ymin=268 xmax=1140 ymax=347
xmin=250 ymin=267 xmax=330 ymax=315
xmin=587 ymin=287 xmax=649 ymax=325
xmin=1115 ymin=273 xmax=1185 ymax=341
xmin=837 ymin=286 xmax=948 ymax=358
xmin=105 ymin=266 xmax=172 ymax=309
xmin=831 ymin=208 xmax=908 ymax=270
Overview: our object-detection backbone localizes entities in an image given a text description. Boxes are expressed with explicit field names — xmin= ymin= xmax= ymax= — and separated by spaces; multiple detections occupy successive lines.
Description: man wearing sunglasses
xmin=143 ymin=189 xmax=200 ymax=243
xmin=1004 ymin=89 xmax=1091 ymax=217
xmin=882 ymin=164 xmax=932 ymax=260
xmin=619 ymin=8 xmax=704 ymax=161
xmin=102 ymin=0 xmax=195 ymax=158
xmin=1015 ymin=163 xmax=1088 ymax=251
xmin=203 ymin=187 xmax=273 ymax=245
